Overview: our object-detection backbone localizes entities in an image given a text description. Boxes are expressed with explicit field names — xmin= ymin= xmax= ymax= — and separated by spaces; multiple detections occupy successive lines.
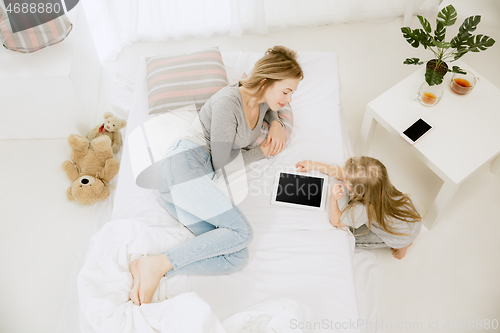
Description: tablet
xmin=271 ymin=170 xmax=329 ymax=211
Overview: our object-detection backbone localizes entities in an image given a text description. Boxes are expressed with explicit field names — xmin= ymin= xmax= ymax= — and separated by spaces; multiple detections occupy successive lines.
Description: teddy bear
xmin=87 ymin=112 xmax=127 ymax=153
xmin=61 ymin=134 xmax=120 ymax=205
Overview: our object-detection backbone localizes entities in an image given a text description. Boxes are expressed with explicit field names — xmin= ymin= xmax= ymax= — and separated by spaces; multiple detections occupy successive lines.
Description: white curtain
xmin=81 ymin=0 xmax=441 ymax=64
xmin=264 ymin=0 xmax=441 ymax=30
xmin=81 ymin=0 xmax=268 ymax=63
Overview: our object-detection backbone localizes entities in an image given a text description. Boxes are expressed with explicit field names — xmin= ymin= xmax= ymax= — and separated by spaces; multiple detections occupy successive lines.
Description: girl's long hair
xmin=343 ymin=157 xmax=422 ymax=235
xmin=239 ymin=45 xmax=304 ymax=100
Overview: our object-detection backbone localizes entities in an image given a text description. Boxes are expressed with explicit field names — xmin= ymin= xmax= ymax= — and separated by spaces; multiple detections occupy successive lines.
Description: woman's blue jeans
xmin=158 ymin=139 xmax=253 ymax=277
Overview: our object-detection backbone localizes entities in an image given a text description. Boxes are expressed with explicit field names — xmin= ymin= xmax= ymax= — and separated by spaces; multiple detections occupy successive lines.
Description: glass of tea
xmin=415 ymin=82 xmax=443 ymax=107
xmin=450 ymin=70 xmax=478 ymax=95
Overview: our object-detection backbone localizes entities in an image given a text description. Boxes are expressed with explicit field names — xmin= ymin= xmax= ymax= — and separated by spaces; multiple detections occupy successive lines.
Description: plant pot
xmin=425 ymin=59 xmax=449 ymax=86
xmin=426 ymin=59 xmax=448 ymax=76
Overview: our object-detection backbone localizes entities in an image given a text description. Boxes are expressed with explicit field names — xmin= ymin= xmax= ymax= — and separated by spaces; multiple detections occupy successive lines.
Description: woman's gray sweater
xmin=182 ymin=84 xmax=281 ymax=172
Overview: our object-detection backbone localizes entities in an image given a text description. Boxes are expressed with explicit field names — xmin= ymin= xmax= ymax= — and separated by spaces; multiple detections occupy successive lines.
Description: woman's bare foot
xmin=129 ymin=259 xmax=141 ymax=305
xmin=391 ymin=243 xmax=412 ymax=260
xmin=136 ymin=254 xmax=172 ymax=305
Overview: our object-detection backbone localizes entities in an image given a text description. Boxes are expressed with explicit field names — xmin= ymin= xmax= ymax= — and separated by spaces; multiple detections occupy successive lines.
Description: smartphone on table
xmin=400 ymin=118 xmax=433 ymax=145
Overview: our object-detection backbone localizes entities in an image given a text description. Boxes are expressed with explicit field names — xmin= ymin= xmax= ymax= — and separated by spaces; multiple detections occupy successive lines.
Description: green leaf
xmin=450 ymin=34 xmax=470 ymax=49
xmin=401 ymin=27 xmax=420 ymax=48
xmin=434 ymin=21 xmax=446 ymax=42
xmin=432 ymin=39 xmax=451 ymax=49
xmin=404 ymin=58 xmax=424 ymax=65
xmin=448 ymin=66 xmax=467 ymax=75
xmin=466 ymin=34 xmax=496 ymax=52
xmin=418 ymin=15 xmax=432 ymax=33
xmin=453 ymin=48 xmax=468 ymax=61
xmin=402 ymin=27 xmax=433 ymax=49
xmin=425 ymin=68 xmax=444 ymax=86
xmin=415 ymin=29 xmax=433 ymax=49
xmin=451 ymin=15 xmax=480 ymax=49
xmin=437 ymin=5 xmax=457 ymax=27
xmin=459 ymin=16 xmax=481 ymax=38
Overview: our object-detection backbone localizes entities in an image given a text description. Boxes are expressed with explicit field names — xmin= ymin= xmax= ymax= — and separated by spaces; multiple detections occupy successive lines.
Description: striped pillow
xmin=0 ymin=4 xmax=72 ymax=53
xmin=146 ymin=47 xmax=228 ymax=114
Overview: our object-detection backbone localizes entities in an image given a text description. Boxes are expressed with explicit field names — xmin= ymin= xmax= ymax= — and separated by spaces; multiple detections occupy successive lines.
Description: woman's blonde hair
xmin=342 ymin=156 xmax=422 ymax=236
xmin=239 ymin=45 xmax=304 ymax=100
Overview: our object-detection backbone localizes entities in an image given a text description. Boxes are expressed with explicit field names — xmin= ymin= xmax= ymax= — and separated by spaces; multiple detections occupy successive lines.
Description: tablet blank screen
xmin=276 ymin=173 xmax=324 ymax=208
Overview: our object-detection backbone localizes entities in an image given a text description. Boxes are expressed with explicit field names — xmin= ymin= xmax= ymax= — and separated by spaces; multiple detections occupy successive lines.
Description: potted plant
xmin=401 ymin=4 xmax=495 ymax=86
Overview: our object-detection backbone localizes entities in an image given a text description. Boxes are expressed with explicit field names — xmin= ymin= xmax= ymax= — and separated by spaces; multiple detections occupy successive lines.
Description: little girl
xmin=296 ymin=156 xmax=422 ymax=259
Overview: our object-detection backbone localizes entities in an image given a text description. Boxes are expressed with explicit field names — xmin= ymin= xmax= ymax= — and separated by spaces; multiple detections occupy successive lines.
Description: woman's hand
xmin=296 ymin=160 xmax=317 ymax=172
xmin=330 ymin=183 xmax=344 ymax=201
xmin=265 ymin=120 xmax=286 ymax=156
xmin=260 ymin=140 xmax=271 ymax=156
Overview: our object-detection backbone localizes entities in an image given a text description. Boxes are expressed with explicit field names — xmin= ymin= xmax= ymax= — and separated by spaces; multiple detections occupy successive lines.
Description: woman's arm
xmin=210 ymin=97 xmax=270 ymax=169
xmin=329 ymin=184 xmax=346 ymax=228
xmin=296 ymin=160 xmax=344 ymax=180
xmin=209 ymin=100 xmax=240 ymax=172
xmin=263 ymin=103 xmax=294 ymax=155
xmin=264 ymin=120 xmax=285 ymax=156
xmin=241 ymin=144 xmax=268 ymax=164
xmin=263 ymin=103 xmax=294 ymax=135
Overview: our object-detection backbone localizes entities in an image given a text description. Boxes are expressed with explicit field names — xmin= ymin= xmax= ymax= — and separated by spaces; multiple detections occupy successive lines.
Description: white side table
xmin=359 ymin=61 xmax=500 ymax=229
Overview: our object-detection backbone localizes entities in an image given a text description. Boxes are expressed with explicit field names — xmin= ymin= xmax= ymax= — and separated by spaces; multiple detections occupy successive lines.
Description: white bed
xmin=76 ymin=51 xmax=372 ymax=333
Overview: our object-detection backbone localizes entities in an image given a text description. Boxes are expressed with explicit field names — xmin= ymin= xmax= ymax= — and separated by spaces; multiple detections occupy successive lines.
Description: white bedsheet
xmin=80 ymin=51 xmax=362 ymax=333
xmin=78 ymin=220 xmax=225 ymax=333
xmin=78 ymin=218 xmax=331 ymax=333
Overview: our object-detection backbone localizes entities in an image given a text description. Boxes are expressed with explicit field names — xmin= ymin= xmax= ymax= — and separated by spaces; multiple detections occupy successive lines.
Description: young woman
xmin=129 ymin=46 xmax=304 ymax=305
xmin=296 ymin=156 xmax=422 ymax=259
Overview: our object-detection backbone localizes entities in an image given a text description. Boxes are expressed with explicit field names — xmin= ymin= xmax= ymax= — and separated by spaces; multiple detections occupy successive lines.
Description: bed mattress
xmin=110 ymin=51 xmax=360 ymax=332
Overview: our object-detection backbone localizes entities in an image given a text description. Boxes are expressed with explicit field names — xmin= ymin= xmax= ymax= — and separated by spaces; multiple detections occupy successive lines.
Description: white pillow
xmin=128 ymin=103 xmax=249 ymax=209
xmin=128 ymin=104 xmax=198 ymax=187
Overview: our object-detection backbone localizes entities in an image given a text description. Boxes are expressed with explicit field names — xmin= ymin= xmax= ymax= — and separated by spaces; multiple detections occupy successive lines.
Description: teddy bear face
xmin=103 ymin=117 xmax=124 ymax=133
xmin=70 ymin=176 xmax=110 ymax=205
xmin=102 ymin=113 xmax=126 ymax=133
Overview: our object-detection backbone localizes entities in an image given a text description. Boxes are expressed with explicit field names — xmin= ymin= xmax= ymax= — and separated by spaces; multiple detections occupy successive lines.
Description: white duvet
xmin=77 ymin=51 xmax=364 ymax=333
xmin=78 ymin=219 xmax=318 ymax=333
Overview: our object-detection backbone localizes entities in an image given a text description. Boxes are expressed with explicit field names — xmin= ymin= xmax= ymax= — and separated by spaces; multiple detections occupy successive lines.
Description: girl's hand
xmin=329 ymin=184 xmax=347 ymax=228
xmin=296 ymin=160 xmax=316 ymax=172
xmin=330 ymin=183 xmax=344 ymax=201
xmin=265 ymin=120 xmax=286 ymax=156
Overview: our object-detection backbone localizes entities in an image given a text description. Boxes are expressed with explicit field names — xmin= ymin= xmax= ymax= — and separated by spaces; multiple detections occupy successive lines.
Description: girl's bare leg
xmin=129 ymin=254 xmax=173 ymax=305
xmin=391 ymin=243 xmax=412 ymax=260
